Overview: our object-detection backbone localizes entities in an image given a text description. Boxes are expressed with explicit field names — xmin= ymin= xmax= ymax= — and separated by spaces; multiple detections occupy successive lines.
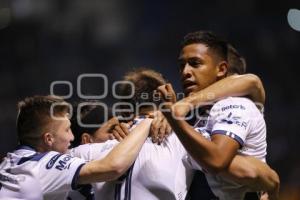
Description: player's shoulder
xmin=70 ymin=140 xmax=119 ymax=160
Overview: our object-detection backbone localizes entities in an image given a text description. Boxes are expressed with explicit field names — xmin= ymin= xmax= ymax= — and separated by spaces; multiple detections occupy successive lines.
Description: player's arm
xmin=78 ymin=118 xmax=152 ymax=184
xmin=173 ymin=74 xmax=265 ymax=118
xmin=170 ymin=119 xmax=239 ymax=174
xmin=221 ymin=156 xmax=280 ymax=200
xmin=158 ymin=84 xmax=240 ymax=174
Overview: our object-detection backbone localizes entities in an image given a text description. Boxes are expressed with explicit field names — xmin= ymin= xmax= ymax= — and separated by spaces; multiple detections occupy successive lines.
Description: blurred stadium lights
xmin=288 ymin=8 xmax=300 ymax=31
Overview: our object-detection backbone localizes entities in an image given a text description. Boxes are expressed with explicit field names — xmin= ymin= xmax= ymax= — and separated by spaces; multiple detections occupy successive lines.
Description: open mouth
xmin=183 ymin=80 xmax=197 ymax=91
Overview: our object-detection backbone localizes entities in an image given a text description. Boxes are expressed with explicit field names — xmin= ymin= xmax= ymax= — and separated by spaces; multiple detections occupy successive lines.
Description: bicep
xmin=209 ymin=134 xmax=240 ymax=170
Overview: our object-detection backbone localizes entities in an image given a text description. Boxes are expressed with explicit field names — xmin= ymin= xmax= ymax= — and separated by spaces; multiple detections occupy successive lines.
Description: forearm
xmin=79 ymin=118 xmax=152 ymax=183
xmin=164 ymin=113 xmax=231 ymax=173
xmin=221 ymin=156 xmax=280 ymax=194
xmin=175 ymin=74 xmax=265 ymax=117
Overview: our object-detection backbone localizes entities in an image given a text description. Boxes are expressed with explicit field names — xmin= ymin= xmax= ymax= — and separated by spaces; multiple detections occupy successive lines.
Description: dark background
xmin=0 ymin=0 xmax=299 ymax=198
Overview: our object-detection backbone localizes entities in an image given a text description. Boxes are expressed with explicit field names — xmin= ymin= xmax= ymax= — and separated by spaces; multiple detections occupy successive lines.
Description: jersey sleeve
xmin=183 ymin=154 xmax=203 ymax=171
xmin=69 ymin=141 xmax=119 ymax=161
xmin=208 ymin=98 xmax=252 ymax=146
xmin=182 ymin=127 xmax=211 ymax=172
xmin=37 ymin=151 xmax=86 ymax=194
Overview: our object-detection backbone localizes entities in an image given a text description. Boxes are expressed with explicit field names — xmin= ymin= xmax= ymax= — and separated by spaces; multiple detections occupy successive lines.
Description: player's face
xmin=179 ymin=43 xmax=219 ymax=96
xmin=51 ymin=115 xmax=74 ymax=153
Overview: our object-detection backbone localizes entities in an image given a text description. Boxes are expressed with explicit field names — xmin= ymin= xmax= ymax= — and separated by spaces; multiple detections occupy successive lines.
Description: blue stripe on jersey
xmin=114 ymin=162 xmax=135 ymax=200
xmin=125 ymin=164 xmax=134 ymax=200
xmin=71 ymin=163 xmax=86 ymax=190
xmin=211 ymin=130 xmax=244 ymax=147
xmin=78 ymin=184 xmax=95 ymax=200
xmin=17 ymin=152 xmax=49 ymax=165
xmin=114 ymin=170 xmax=128 ymax=200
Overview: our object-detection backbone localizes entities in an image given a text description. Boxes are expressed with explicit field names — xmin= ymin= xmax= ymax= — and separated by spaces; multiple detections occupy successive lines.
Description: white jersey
xmin=69 ymin=117 xmax=202 ymax=200
xmin=198 ymin=97 xmax=267 ymax=200
xmin=0 ymin=145 xmax=86 ymax=200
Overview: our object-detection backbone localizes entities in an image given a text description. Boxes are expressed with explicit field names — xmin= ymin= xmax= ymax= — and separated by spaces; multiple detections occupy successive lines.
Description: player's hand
xmin=149 ymin=111 xmax=172 ymax=144
xmin=259 ymin=191 xmax=279 ymax=200
xmin=111 ymin=121 xmax=132 ymax=141
xmin=259 ymin=192 xmax=269 ymax=200
xmin=171 ymin=100 xmax=194 ymax=119
xmin=157 ymin=83 xmax=177 ymax=111
xmin=92 ymin=117 xmax=119 ymax=142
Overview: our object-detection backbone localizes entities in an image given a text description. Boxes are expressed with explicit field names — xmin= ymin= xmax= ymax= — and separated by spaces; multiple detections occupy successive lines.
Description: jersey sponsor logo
xmin=55 ymin=155 xmax=73 ymax=171
xmin=221 ymin=104 xmax=246 ymax=112
xmin=220 ymin=112 xmax=248 ymax=129
xmin=46 ymin=154 xmax=63 ymax=169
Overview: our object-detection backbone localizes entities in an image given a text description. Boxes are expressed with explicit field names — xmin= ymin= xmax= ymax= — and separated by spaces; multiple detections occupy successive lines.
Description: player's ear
xmin=216 ymin=61 xmax=228 ymax=78
xmin=43 ymin=132 xmax=54 ymax=147
xmin=81 ymin=133 xmax=93 ymax=144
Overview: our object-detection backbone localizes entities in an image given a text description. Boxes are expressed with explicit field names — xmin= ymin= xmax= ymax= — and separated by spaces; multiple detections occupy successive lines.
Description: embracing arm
xmin=78 ymin=118 xmax=152 ymax=184
xmin=166 ymin=112 xmax=239 ymax=173
xmin=221 ymin=155 xmax=280 ymax=200
xmin=173 ymin=74 xmax=265 ymax=118
xmin=158 ymin=84 xmax=240 ymax=173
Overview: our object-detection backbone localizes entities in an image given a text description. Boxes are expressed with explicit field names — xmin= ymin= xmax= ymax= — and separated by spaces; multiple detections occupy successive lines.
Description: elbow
xmin=206 ymin=161 xmax=229 ymax=175
xmin=109 ymin=160 xmax=129 ymax=180
xmin=245 ymin=74 xmax=261 ymax=90
xmin=269 ymin=169 xmax=280 ymax=192
xmin=245 ymin=73 xmax=265 ymax=104
xmin=234 ymin=163 xmax=260 ymax=184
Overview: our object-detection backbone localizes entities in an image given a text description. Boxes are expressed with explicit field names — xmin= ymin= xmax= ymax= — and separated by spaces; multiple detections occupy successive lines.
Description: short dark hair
xmin=70 ymin=102 xmax=113 ymax=147
xmin=227 ymin=44 xmax=247 ymax=75
xmin=181 ymin=31 xmax=228 ymax=62
xmin=17 ymin=95 xmax=70 ymax=148
xmin=117 ymin=68 xmax=167 ymax=116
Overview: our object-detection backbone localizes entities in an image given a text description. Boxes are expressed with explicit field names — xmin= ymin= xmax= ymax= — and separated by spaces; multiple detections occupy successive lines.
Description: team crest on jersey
xmin=220 ymin=112 xmax=248 ymax=129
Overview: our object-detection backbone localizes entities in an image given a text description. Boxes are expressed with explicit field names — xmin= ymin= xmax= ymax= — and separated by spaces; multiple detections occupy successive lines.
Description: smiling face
xmin=179 ymin=43 xmax=221 ymax=96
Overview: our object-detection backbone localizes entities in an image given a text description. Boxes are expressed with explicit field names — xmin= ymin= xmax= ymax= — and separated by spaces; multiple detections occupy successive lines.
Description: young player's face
xmin=179 ymin=43 xmax=219 ymax=96
xmin=51 ymin=115 xmax=74 ymax=153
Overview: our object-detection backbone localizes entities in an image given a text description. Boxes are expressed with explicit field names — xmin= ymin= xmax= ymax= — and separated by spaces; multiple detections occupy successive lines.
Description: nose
xmin=70 ymin=130 xmax=75 ymax=142
xmin=181 ymin=63 xmax=192 ymax=80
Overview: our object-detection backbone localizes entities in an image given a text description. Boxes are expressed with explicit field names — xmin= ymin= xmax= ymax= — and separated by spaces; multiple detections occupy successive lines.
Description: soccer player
xmin=0 ymin=95 xmax=152 ymax=199
xmin=70 ymin=68 xmax=278 ymax=200
xmin=158 ymin=31 xmax=279 ymax=199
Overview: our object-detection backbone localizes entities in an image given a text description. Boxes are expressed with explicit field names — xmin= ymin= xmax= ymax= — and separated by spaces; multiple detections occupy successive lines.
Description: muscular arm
xmin=173 ymin=74 xmax=265 ymax=118
xmin=158 ymin=84 xmax=240 ymax=173
xmin=165 ymin=113 xmax=239 ymax=173
xmin=222 ymin=156 xmax=280 ymax=199
xmin=78 ymin=118 xmax=152 ymax=184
